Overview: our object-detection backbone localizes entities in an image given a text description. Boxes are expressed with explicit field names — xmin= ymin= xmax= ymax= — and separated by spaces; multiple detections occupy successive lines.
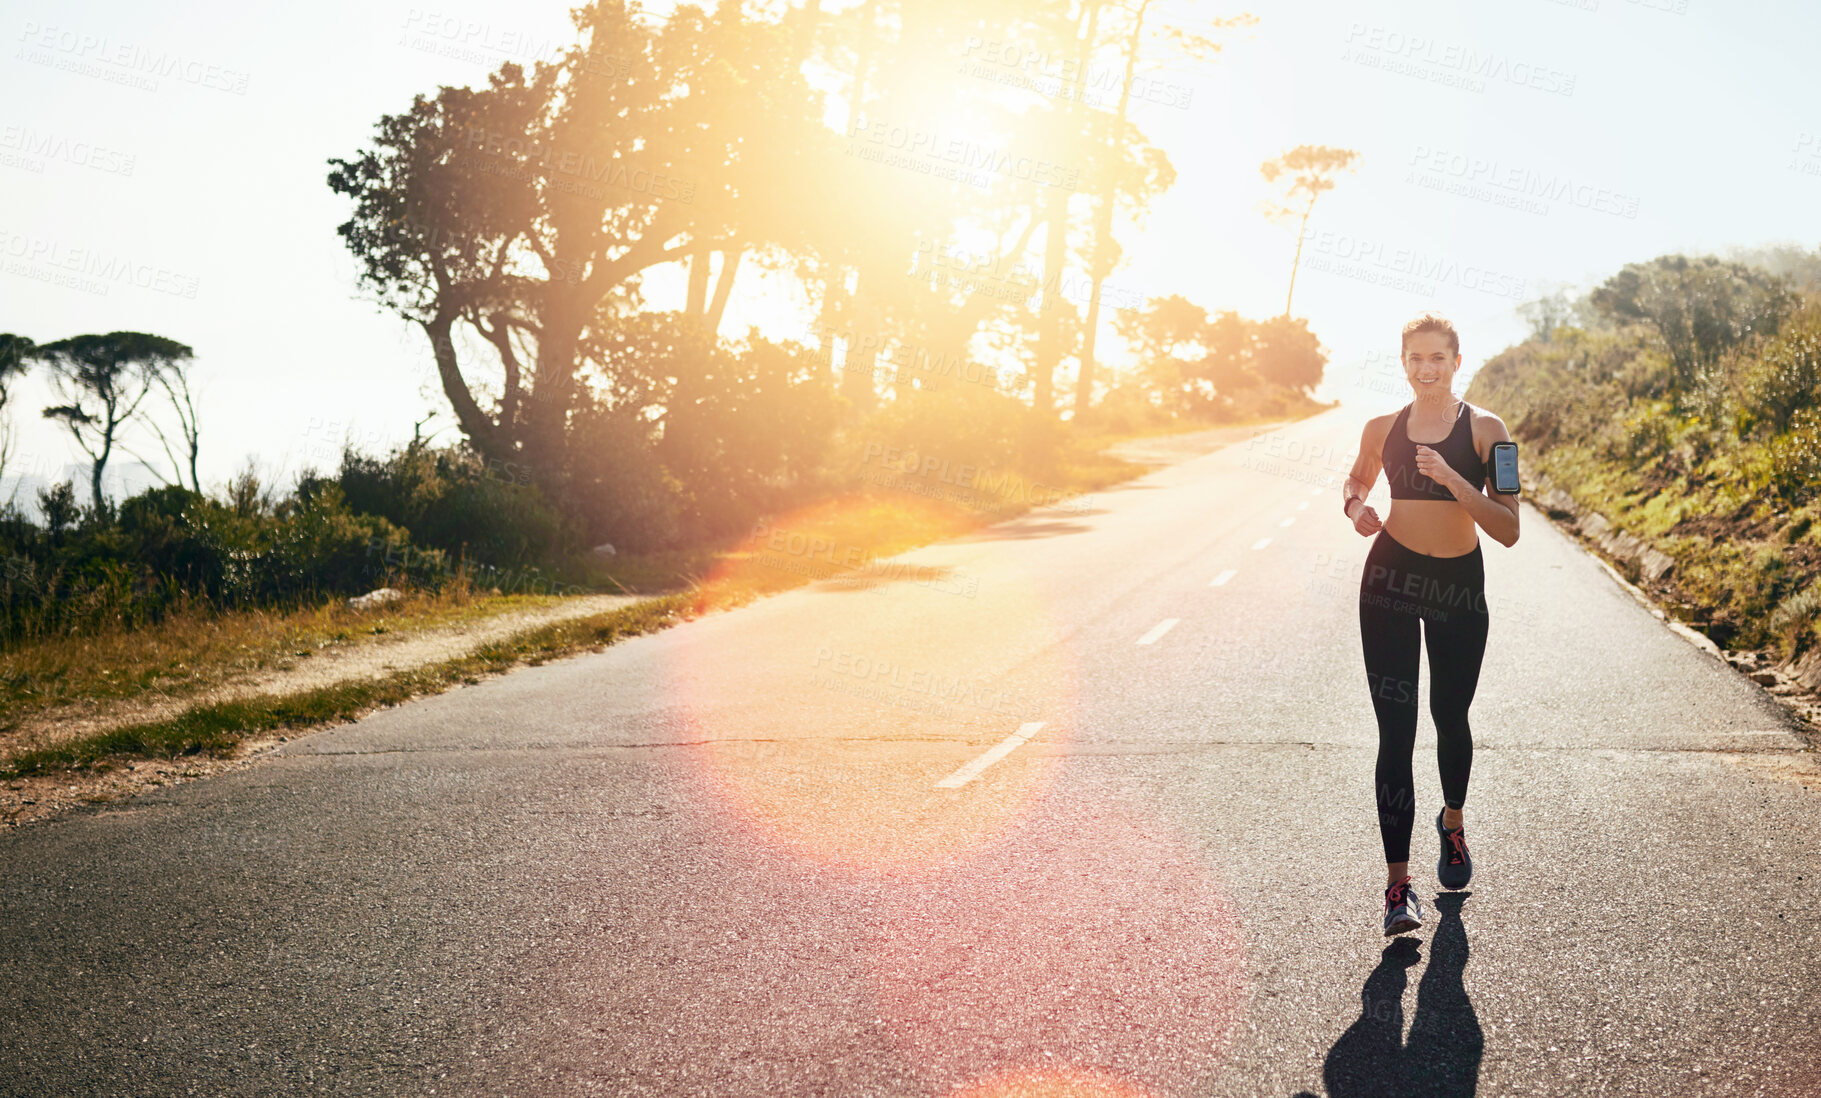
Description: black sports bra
xmin=1382 ymin=400 xmax=1486 ymax=501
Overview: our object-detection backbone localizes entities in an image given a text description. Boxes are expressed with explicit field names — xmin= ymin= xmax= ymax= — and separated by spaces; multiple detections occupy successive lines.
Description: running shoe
xmin=1436 ymin=809 xmax=1473 ymax=890
xmin=1383 ymin=875 xmax=1423 ymax=936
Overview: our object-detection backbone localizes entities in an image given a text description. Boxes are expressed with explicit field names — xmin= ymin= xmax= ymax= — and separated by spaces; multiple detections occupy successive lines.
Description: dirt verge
xmin=0 ymin=594 xmax=643 ymax=831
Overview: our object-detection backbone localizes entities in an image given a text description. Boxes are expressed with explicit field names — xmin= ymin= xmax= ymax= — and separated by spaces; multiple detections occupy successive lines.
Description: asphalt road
xmin=3 ymin=404 xmax=1819 ymax=1098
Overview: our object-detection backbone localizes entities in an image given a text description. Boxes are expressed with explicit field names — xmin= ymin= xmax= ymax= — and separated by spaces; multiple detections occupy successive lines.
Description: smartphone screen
xmin=1491 ymin=442 xmax=1519 ymax=494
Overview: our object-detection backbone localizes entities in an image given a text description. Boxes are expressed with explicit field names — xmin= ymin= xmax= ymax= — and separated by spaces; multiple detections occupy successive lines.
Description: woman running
xmin=1341 ymin=313 xmax=1521 ymax=936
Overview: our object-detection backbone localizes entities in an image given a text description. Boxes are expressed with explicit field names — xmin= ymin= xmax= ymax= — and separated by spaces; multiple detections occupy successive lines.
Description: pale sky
xmin=4 ymin=0 xmax=1817 ymax=502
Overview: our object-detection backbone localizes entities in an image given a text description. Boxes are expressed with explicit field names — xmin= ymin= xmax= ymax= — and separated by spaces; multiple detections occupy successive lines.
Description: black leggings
xmin=1358 ymin=528 xmax=1489 ymax=864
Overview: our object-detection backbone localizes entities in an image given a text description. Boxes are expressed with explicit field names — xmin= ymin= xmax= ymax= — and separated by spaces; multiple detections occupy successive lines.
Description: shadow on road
xmin=952 ymin=516 xmax=1100 ymax=542
xmin=814 ymin=561 xmax=964 ymax=593
xmin=1294 ymin=892 xmax=1482 ymax=1098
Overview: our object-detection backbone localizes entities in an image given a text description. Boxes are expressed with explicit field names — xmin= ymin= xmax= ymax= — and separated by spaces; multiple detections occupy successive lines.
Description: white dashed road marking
xmin=934 ymin=722 xmax=1047 ymax=789
xmin=1210 ymin=569 xmax=1237 ymax=587
xmin=1251 ymin=537 xmax=1272 ymax=550
xmin=1137 ymin=618 xmax=1180 ymax=646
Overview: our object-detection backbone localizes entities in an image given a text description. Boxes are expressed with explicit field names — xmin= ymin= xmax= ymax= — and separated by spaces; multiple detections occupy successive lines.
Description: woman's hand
xmin=1349 ymin=499 xmax=1383 ymax=536
xmin=1414 ymin=445 xmax=1466 ymax=493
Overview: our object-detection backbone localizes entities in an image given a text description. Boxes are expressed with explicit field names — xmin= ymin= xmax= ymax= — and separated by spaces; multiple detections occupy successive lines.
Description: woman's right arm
xmin=1343 ymin=418 xmax=1385 ymax=536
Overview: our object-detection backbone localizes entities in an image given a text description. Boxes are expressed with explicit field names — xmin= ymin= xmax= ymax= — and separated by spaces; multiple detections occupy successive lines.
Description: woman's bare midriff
xmin=1384 ymin=499 xmax=1480 ymax=557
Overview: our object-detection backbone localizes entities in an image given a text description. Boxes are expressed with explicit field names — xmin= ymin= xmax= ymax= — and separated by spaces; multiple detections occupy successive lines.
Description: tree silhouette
xmin=1516 ymin=283 xmax=1579 ymax=344
xmin=0 ymin=333 xmax=34 ymax=488
xmin=36 ymin=332 xmax=194 ymax=507
xmin=1260 ymin=143 xmax=1360 ymax=317
xmin=1030 ymin=1 xmax=1098 ymax=422
xmin=144 ymin=359 xmax=205 ymax=493
xmin=1073 ymin=5 xmax=1255 ymax=422
xmin=328 ymin=0 xmax=830 ymax=482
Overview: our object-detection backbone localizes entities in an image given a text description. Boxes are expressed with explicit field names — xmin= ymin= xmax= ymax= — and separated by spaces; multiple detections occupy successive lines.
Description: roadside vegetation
xmin=1468 ymin=244 xmax=1821 ymax=663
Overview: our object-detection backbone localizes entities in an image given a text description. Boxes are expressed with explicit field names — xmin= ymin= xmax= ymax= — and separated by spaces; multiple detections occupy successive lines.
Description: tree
xmin=1029 ymin=1 xmax=1098 ymax=422
xmin=36 ymin=332 xmax=194 ymax=507
xmin=144 ymin=357 xmax=204 ymax=492
xmin=0 ymin=333 xmax=34 ymax=489
xmin=1116 ymin=293 xmax=1212 ymax=413
xmin=326 ymin=60 xmax=553 ymax=467
xmin=1589 ymin=254 xmax=1797 ymax=398
xmin=1517 ymin=284 xmax=1577 ymax=343
xmin=1117 ymin=293 xmax=1206 ymax=360
xmin=36 ymin=480 xmax=78 ymax=543
xmin=1072 ymin=5 xmax=1254 ymax=422
xmin=1200 ymin=308 xmax=1258 ymax=393
xmin=804 ymin=0 xmax=1071 ymax=415
xmin=793 ymin=0 xmax=1199 ymax=430
xmin=1259 ymin=144 xmax=1360 ymax=317
xmin=1721 ymin=241 xmax=1821 ymax=295
xmin=1252 ymin=314 xmax=1325 ymax=394
xmin=328 ymin=0 xmax=830 ymax=482
xmin=1118 ymin=295 xmax=1323 ymax=412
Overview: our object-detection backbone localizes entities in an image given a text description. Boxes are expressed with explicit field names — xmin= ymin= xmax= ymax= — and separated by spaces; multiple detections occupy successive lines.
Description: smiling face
xmin=1402 ymin=330 xmax=1461 ymax=394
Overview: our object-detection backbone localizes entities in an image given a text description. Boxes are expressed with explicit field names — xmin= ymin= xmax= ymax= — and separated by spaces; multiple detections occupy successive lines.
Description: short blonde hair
xmin=1401 ymin=312 xmax=1460 ymax=357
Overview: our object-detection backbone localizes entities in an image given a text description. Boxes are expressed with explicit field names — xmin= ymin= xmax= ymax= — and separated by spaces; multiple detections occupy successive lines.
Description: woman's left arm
xmin=1414 ymin=413 xmax=1521 ymax=547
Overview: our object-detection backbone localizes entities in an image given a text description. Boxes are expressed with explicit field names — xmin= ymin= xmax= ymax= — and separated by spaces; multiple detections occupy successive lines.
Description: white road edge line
xmin=1210 ymin=569 xmax=1237 ymax=586
xmin=935 ymin=721 xmax=1047 ymax=789
xmin=1137 ymin=618 xmax=1180 ymax=646
xmin=1251 ymin=537 xmax=1272 ymax=550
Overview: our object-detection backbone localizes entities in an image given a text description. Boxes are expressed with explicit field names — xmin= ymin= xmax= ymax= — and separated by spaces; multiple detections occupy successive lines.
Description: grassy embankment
xmin=1466 ymin=312 xmax=1821 ymax=666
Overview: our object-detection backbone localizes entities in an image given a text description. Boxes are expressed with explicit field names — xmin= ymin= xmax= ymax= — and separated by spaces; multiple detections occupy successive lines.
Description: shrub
xmin=1613 ymin=402 xmax=1674 ymax=463
xmin=0 ymin=478 xmax=423 ymax=647
xmin=1769 ymin=582 xmax=1821 ymax=653
xmin=267 ymin=481 xmax=421 ymax=599
xmin=1768 ymin=407 xmax=1821 ymax=504
xmin=656 ymin=336 xmax=844 ymax=543
xmin=337 ymin=441 xmax=568 ymax=568
xmin=1088 ymin=382 xmax=1169 ymax=436
xmin=566 ymin=404 xmax=683 ymax=554
xmin=848 ymin=379 xmax=1029 ymax=485
xmin=1740 ymin=315 xmax=1821 ymax=436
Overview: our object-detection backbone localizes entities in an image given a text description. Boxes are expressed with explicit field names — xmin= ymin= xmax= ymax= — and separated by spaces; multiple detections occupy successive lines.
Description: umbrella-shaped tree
xmin=1260 ymin=144 xmax=1360 ymax=318
xmin=37 ymin=331 xmax=194 ymax=508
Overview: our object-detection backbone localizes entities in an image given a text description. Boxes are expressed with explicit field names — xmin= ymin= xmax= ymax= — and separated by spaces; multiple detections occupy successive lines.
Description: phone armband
xmin=1490 ymin=441 xmax=1520 ymax=495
